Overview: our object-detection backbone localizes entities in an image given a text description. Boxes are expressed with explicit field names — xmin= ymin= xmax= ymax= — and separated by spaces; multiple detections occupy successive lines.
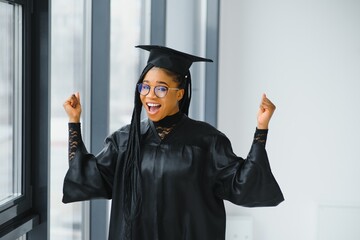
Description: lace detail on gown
xmin=153 ymin=112 xmax=183 ymax=140
xmin=253 ymin=128 xmax=268 ymax=146
xmin=156 ymin=124 xmax=176 ymax=140
xmin=69 ymin=123 xmax=81 ymax=161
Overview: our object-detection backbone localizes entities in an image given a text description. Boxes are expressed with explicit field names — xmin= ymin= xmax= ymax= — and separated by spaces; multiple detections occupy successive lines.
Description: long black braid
xmin=122 ymin=64 xmax=192 ymax=238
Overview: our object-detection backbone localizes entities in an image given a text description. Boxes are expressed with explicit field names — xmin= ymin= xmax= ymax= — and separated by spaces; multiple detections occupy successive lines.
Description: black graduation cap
xmin=135 ymin=45 xmax=213 ymax=76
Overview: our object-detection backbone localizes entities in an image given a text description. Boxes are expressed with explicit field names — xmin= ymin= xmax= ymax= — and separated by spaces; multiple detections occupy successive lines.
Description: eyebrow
xmin=142 ymin=80 xmax=169 ymax=86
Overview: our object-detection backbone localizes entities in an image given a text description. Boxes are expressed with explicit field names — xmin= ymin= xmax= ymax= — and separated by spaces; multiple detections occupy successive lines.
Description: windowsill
xmin=0 ymin=213 xmax=39 ymax=240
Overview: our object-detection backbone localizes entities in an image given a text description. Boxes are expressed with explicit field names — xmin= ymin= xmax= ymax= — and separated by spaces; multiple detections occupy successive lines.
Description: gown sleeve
xmin=212 ymin=128 xmax=284 ymax=207
xmin=62 ymin=123 xmax=119 ymax=203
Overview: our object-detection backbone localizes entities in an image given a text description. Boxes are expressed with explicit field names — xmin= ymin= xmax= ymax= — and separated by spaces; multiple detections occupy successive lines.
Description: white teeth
xmin=147 ymin=103 xmax=160 ymax=107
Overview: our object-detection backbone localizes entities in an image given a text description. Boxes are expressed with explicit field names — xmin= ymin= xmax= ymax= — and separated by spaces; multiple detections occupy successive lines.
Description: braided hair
xmin=122 ymin=63 xmax=192 ymax=237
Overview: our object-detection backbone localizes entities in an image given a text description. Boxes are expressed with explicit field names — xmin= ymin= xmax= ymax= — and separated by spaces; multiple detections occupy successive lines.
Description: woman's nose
xmin=146 ymin=87 xmax=157 ymax=98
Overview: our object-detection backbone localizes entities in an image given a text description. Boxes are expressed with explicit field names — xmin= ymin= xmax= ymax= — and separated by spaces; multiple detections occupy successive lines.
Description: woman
xmin=63 ymin=45 xmax=284 ymax=240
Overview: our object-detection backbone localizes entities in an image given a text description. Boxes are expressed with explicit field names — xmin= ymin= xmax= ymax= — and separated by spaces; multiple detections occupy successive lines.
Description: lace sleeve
xmin=69 ymin=123 xmax=81 ymax=161
xmin=253 ymin=128 xmax=268 ymax=146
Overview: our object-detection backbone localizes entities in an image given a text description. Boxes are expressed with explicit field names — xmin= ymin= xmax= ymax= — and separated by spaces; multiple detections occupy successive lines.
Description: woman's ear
xmin=177 ymin=89 xmax=185 ymax=101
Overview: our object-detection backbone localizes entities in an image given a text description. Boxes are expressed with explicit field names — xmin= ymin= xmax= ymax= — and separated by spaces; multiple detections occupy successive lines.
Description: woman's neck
xmin=153 ymin=111 xmax=183 ymax=128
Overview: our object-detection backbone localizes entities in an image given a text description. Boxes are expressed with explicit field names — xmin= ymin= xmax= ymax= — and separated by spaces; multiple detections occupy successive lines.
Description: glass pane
xmin=50 ymin=0 xmax=87 ymax=239
xmin=0 ymin=2 xmax=22 ymax=206
xmin=108 ymin=0 xmax=147 ymax=225
xmin=109 ymin=0 xmax=147 ymax=132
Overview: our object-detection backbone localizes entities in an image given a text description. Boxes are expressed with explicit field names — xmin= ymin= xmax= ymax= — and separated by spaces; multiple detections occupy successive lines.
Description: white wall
xmin=218 ymin=0 xmax=360 ymax=239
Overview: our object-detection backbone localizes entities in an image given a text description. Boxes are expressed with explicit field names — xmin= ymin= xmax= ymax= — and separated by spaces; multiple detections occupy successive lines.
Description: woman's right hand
xmin=63 ymin=92 xmax=82 ymax=123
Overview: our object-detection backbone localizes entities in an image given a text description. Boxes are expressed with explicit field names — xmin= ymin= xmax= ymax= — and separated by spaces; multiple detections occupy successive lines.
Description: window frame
xmin=0 ymin=0 xmax=48 ymax=238
xmin=0 ymin=0 xmax=33 ymax=224
xmin=0 ymin=0 xmax=22 ymax=210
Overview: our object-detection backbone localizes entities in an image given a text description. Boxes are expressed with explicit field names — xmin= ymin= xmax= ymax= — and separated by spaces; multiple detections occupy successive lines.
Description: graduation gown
xmin=63 ymin=114 xmax=284 ymax=240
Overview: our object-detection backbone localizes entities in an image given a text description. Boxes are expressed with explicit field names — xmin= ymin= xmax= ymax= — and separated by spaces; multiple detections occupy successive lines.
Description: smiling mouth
xmin=146 ymin=103 xmax=161 ymax=114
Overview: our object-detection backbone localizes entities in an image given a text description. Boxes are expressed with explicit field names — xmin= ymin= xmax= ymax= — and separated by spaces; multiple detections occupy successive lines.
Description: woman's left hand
xmin=257 ymin=93 xmax=276 ymax=129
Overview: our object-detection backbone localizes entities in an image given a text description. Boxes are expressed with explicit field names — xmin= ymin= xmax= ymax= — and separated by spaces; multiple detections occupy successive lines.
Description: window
xmin=109 ymin=0 xmax=148 ymax=132
xmin=50 ymin=0 xmax=89 ymax=239
xmin=0 ymin=0 xmax=41 ymax=238
xmin=50 ymin=0 xmax=149 ymax=238
xmin=0 ymin=0 xmax=22 ymax=210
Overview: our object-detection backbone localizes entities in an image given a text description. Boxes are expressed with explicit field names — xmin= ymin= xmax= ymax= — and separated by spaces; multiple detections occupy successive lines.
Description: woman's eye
xmin=157 ymin=86 xmax=167 ymax=92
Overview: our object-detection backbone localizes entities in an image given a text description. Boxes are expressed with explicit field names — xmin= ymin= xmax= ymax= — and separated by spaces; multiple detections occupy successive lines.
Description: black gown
xmin=63 ymin=113 xmax=284 ymax=240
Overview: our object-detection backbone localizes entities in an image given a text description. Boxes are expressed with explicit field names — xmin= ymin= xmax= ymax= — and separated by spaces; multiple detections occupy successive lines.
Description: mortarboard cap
xmin=136 ymin=45 xmax=213 ymax=76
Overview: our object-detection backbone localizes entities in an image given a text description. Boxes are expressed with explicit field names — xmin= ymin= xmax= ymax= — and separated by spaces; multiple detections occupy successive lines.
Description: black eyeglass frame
xmin=137 ymin=83 xmax=180 ymax=98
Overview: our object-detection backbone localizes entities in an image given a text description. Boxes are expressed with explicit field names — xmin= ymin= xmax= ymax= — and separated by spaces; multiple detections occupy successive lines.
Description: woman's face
xmin=140 ymin=67 xmax=184 ymax=122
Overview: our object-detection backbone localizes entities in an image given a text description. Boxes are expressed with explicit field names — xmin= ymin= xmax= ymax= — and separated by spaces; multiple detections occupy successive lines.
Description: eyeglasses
xmin=137 ymin=83 xmax=180 ymax=98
